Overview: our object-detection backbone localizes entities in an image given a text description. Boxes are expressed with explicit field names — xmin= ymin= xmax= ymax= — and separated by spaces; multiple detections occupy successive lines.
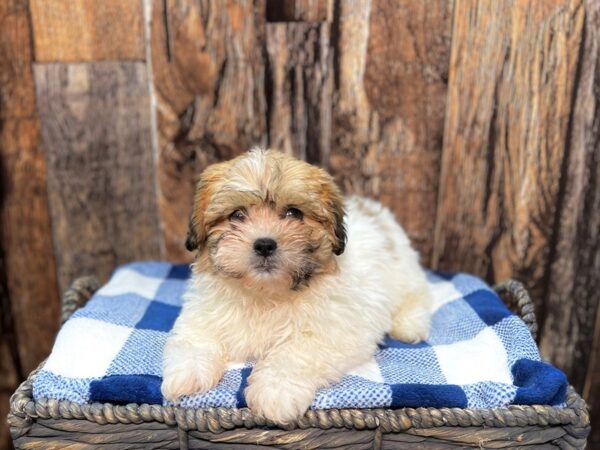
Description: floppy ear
xmin=185 ymin=224 xmax=200 ymax=252
xmin=185 ymin=162 xmax=227 ymax=252
xmin=185 ymin=181 xmax=208 ymax=252
xmin=318 ymin=172 xmax=346 ymax=255
xmin=330 ymin=194 xmax=347 ymax=255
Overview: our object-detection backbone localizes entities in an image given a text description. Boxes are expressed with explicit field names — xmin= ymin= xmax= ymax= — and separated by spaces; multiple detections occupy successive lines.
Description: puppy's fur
xmin=162 ymin=149 xmax=432 ymax=423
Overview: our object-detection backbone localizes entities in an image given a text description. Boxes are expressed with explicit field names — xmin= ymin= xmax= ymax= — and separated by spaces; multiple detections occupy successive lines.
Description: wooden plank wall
xmin=152 ymin=0 xmax=268 ymax=261
xmin=0 ymin=1 xmax=598 ymax=448
xmin=0 ymin=1 xmax=60 ymax=447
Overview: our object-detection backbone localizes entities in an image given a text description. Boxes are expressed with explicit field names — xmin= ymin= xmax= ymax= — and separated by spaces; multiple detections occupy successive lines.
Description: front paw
xmin=390 ymin=313 xmax=431 ymax=344
xmin=245 ymin=369 xmax=316 ymax=424
xmin=161 ymin=343 xmax=224 ymax=402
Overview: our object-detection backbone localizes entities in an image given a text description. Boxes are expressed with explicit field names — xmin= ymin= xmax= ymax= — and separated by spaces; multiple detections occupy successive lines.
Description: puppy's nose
xmin=254 ymin=238 xmax=277 ymax=257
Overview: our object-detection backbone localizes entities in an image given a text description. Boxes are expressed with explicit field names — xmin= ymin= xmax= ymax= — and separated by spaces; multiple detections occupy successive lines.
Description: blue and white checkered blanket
xmin=33 ymin=261 xmax=567 ymax=410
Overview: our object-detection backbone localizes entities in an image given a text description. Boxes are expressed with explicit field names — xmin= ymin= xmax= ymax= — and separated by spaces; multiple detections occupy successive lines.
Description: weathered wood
xmin=29 ymin=0 xmax=145 ymax=62
xmin=431 ymin=0 xmax=585 ymax=308
xmin=0 ymin=0 xmax=36 ymax=119
xmin=553 ymin=2 xmax=600 ymax=449
xmin=0 ymin=255 xmax=18 ymax=450
xmin=585 ymin=299 xmax=600 ymax=450
xmin=0 ymin=2 xmax=61 ymax=447
xmin=33 ymin=62 xmax=162 ymax=291
xmin=0 ymin=394 xmax=13 ymax=450
xmin=266 ymin=22 xmax=333 ymax=165
xmin=0 ymin=0 xmax=60 ymax=377
xmin=266 ymin=0 xmax=331 ymax=22
xmin=330 ymin=0 xmax=452 ymax=265
xmin=0 ymin=118 xmax=61 ymax=373
xmin=152 ymin=0 xmax=268 ymax=261
xmin=150 ymin=0 xmax=214 ymax=117
xmin=540 ymin=0 xmax=600 ymax=390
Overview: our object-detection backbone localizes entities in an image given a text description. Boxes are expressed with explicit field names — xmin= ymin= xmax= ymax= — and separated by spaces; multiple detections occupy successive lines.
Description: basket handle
xmin=493 ymin=279 xmax=538 ymax=340
xmin=61 ymin=276 xmax=101 ymax=324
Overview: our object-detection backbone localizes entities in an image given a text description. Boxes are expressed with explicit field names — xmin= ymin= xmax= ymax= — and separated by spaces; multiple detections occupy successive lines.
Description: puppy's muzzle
xmin=254 ymin=238 xmax=277 ymax=257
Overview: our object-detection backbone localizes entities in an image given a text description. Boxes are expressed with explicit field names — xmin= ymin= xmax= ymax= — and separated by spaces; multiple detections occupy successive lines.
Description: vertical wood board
xmin=30 ymin=0 xmax=145 ymax=61
xmin=432 ymin=0 xmax=585 ymax=307
xmin=541 ymin=0 xmax=600 ymax=388
xmin=266 ymin=22 xmax=333 ymax=165
xmin=0 ymin=0 xmax=60 ymax=374
xmin=330 ymin=0 xmax=452 ymax=265
xmin=34 ymin=62 xmax=162 ymax=291
xmin=152 ymin=0 xmax=268 ymax=261
xmin=542 ymin=0 xmax=600 ymax=446
xmin=266 ymin=0 xmax=331 ymax=22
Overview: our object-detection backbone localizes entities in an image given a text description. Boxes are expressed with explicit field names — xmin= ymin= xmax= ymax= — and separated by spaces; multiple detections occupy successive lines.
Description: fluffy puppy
xmin=162 ymin=148 xmax=432 ymax=423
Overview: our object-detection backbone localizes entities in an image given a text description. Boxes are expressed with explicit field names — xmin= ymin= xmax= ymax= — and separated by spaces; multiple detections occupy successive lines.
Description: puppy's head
xmin=186 ymin=148 xmax=346 ymax=292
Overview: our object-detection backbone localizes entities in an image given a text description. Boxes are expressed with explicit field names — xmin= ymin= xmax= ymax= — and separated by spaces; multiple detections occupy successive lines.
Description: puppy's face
xmin=186 ymin=149 xmax=346 ymax=293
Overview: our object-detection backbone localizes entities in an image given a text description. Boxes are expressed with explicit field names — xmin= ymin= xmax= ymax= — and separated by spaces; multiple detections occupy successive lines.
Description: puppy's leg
xmin=390 ymin=283 xmax=433 ymax=344
xmin=245 ymin=335 xmax=372 ymax=424
xmin=161 ymin=332 xmax=225 ymax=402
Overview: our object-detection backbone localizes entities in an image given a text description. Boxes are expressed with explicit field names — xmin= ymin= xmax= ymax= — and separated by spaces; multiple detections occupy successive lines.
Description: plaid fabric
xmin=33 ymin=262 xmax=567 ymax=409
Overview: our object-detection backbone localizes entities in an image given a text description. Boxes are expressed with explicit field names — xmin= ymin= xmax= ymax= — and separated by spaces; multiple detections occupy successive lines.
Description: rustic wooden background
xmin=1 ymin=0 xmax=598 ymax=448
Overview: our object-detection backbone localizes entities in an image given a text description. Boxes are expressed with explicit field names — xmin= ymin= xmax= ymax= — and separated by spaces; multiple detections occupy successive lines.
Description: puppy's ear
xmin=185 ymin=162 xmax=228 ymax=252
xmin=318 ymin=173 xmax=347 ymax=255
xmin=331 ymin=198 xmax=347 ymax=255
xmin=185 ymin=226 xmax=200 ymax=252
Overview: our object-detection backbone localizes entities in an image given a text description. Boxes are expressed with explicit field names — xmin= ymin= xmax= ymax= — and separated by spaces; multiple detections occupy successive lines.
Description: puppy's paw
xmin=161 ymin=344 xmax=224 ymax=402
xmin=390 ymin=306 xmax=432 ymax=344
xmin=245 ymin=369 xmax=315 ymax=424
xmin=390 ymin=316 xmax=430 ymax=344
xmin=390 ymin=286 xmax=433 ymax=344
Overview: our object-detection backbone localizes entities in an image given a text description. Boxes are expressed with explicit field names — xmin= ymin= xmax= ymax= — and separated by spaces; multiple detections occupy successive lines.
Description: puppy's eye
xmin=229 ymin=209 xmax=245 ymax=221
xmin=284 ymin=207 xmax=303 ymax=220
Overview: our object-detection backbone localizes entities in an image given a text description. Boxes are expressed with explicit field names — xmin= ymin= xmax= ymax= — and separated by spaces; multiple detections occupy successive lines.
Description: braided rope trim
xmin=8 ymin=277 xmax=590 ymax=439
xmin=8 ymin=370 xmax=591 ymax=435
xmin=61 ymin=276 xmax=101 ymax=325
xmin=494 ymin=279 xmax=538 ymax=340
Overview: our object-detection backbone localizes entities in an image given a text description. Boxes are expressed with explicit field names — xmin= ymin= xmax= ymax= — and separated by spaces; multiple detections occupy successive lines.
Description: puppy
xmin=161 ymin=148 xmax=432 ymax=423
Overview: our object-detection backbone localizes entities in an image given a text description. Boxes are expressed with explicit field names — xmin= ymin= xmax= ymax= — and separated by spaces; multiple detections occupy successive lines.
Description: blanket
xmin=33 ymin=261 xmax=567 ymax=409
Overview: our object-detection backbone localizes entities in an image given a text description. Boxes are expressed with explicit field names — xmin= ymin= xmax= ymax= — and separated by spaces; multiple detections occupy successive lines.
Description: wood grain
xmin=541 ymin=0 xmax=600 ymax=384
xmin=152 ymin=0 xmax=268 ymax=261
xmin=0 ymin=0 xmax=36 ymax=119
xmin=33 ymin=62 xmax=162 ymax=291
xmin=266 ymin=0 xmax=331 ymax=22
xmin=0 ymin=255 xmax=18 ymax=450
xmin=542 ymin=1 xmax=600 ymax=447
xmin=432 ymin=0 xmax=585 ymax=307
xmin=330 ymin=0 xmax=452 ymax=265
xmin=1 ymin=2 xmax=61 ymax=447
xmin=266 ymin=22 xmax=333 ymax=165
xmin=0 ymin=0 xmax=60 ymax=374
xmin=29 ymin=0 xmax=145 ymax=62
xmin=586 ymin=299 xmax=600 ymax=449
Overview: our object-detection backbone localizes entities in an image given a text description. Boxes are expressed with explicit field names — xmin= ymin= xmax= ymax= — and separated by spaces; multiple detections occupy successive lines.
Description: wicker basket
xmin=8 ymin=278 xmax=591 ymax=449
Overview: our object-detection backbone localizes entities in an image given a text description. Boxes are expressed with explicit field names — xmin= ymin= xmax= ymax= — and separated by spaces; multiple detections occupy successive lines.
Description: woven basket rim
xmin=8 ymin=276 xmax=591 ymax=435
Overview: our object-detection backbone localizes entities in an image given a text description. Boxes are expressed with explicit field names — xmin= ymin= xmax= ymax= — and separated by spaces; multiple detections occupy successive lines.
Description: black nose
xmin=254 ymin=238 xmax=277 ymax=257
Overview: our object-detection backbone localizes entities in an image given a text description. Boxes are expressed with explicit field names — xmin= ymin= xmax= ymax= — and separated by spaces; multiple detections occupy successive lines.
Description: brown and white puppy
xmin=161 ymin=148 xmax=432 ymax=423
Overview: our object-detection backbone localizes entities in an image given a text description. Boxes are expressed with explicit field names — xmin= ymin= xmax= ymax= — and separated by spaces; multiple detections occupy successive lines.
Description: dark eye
xmin=284 ymin=207 xmax=303 ymax=220
xmin=229 ymin=209 xmax=245 ymax=221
